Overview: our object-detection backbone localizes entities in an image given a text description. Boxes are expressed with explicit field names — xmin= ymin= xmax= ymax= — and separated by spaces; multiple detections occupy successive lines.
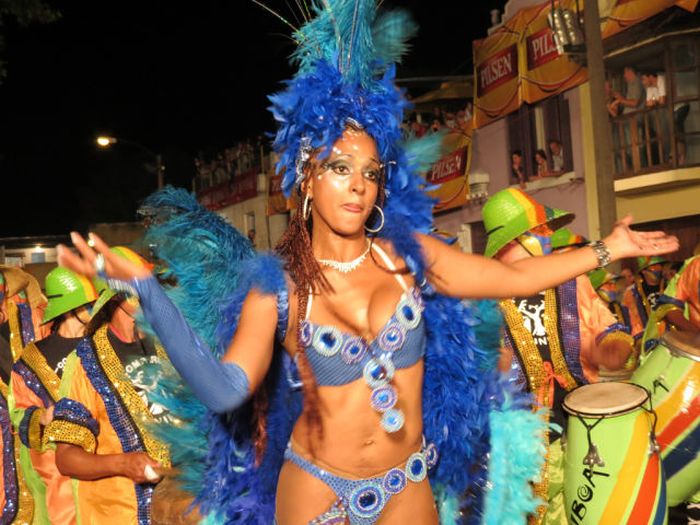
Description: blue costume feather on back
xmin=140 ymin=2 xmax=546 ymax=523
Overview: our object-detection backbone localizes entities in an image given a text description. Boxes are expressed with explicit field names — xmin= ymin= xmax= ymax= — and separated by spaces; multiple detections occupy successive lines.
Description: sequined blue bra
xmin=299 ymin=244 xmax=426 ymax=433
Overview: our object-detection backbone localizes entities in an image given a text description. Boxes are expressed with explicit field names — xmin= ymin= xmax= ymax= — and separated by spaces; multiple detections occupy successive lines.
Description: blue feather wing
xmin=137 ymin=187 xmax=300 ymax=523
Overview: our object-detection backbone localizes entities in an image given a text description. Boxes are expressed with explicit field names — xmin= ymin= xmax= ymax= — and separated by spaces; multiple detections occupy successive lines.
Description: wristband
xmin=588 ymin=240 xmax=612 ymax=269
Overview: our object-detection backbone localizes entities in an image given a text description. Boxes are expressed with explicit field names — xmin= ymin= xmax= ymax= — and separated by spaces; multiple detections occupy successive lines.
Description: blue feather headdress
xmin=269 ymin=0 xmax=440 ymax=234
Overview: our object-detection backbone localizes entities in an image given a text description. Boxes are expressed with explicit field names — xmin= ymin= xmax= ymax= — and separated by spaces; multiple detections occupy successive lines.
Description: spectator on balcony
xmin=548 ymin=139 xmax=565 ymax=173
xmin=642 ymin=71 xmax=670 ymax=164
xmin=642 ymin=71 xmax=666 ymax=106
xmin=444 ymin=111 xmax=457 ymax=130
xmin=430 ymin=118 xmax=443 ymax=133
xmin=614 ymin=66 xmax=646 ymax=169
xmin=511 ymin=150 xmax=526 ymax=188
xmin=615 ymin=66 xmax=645 ymax=114
xmin=532 ymin=149 xmax=550 ymax=179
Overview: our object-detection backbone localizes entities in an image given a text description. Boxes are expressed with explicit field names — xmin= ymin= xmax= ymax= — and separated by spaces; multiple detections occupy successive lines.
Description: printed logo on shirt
xmin=516 ymin=293 xmax=549 ymax=349
xmin=55 ymin=356 xmax=68 ymax=377
xmin=124 ymin=355 xmax=175 ymax=425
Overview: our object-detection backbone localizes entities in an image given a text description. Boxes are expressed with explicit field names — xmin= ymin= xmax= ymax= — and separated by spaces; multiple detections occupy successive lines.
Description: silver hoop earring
xmin=364 ymin=204 xmax=385 ymax=234
xmin=302 ymin=194 xmax=312 ymax=221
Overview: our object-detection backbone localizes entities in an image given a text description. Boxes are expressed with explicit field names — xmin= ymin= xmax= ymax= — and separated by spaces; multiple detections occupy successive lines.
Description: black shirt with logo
xmin=36 ymin=334 xmax=84 ymax=378
xmin=107 ymin=329 xmax=172 ymax=424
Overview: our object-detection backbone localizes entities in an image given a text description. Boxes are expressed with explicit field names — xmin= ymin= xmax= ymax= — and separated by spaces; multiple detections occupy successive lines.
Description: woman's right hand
xmin=57 ymin=232 xmax=151 ymax=281
xmin=116 ymin=452 xmax=161 ymax=483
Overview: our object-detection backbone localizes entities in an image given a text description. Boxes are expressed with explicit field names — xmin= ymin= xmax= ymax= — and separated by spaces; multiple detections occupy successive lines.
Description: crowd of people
xmin=402 ymin=102 xmax=473 ymax=138
xmin=194 ymin=137 xmax=267 ymax=191
xmin=1 ymin=2 xmax=698 ymax=525
xmin=606 ymin=65 xmax=691 ymax=171
xmin=510 ymin=138 xmax=567 ymax=188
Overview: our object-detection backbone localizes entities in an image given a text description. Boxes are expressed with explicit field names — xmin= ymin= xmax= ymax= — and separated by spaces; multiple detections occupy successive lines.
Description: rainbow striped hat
xmin=90 ymin=246 xmax=153 ymax=319
xmin=482 ymin=188 xmax=574 ymax=258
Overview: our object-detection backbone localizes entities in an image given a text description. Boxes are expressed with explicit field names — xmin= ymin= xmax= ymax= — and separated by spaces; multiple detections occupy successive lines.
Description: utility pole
xmin=583 ymin=0 xmax=617 ymax=240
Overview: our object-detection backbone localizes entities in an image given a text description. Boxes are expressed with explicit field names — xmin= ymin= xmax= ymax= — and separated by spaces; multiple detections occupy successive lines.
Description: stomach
xmin=289 ymin=359 xmax=425 ymax=476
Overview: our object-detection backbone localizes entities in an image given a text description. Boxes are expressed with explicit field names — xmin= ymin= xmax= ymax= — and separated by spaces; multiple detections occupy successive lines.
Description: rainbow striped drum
xmin=631 ymin=330 xmax=700 ymax=506
xmin=563 ymin=383 xmax=667 ymax=525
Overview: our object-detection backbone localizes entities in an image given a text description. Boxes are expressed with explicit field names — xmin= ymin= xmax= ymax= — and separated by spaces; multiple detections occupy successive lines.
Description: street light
xmin=95 ymin=135 xmax=164 ymax=189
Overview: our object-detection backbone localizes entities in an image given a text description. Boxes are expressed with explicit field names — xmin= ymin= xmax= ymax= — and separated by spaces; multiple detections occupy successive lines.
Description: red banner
xmin=427 ymin=146 xmax=468 ymax=185
xmin=198 ymin=170 xmax=258 ymax=211
xmin=477 ymin=45 xmax=519 ymax=97
xmin=526 ymin=27 xmax=560 ymax=70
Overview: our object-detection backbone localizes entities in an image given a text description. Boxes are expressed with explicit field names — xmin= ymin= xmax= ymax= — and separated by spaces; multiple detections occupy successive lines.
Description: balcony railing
xmin=611 ymin=103 xmax=696 ymax=179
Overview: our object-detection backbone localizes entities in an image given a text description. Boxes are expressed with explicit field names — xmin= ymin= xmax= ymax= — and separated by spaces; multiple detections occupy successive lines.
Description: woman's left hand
xmin=603 ymin=215 xmax=679 ymax=260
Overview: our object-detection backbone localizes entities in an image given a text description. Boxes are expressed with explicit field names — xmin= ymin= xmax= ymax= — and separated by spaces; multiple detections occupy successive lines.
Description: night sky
xmin=0 ymin=0 xmax=505 ymax=237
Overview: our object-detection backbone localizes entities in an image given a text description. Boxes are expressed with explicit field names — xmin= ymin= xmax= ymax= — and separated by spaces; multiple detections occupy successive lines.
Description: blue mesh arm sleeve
xmin=132 ymin=276 xmax=249 ymax=414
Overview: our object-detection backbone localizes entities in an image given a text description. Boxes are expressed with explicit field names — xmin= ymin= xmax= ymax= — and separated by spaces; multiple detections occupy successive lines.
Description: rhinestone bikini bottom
xmin=280 ymin=436 xmax=438 ymax=525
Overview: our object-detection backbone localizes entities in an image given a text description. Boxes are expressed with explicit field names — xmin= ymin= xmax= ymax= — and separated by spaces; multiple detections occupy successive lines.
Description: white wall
xmin=433 ymin=85 xmax=592 ymax=249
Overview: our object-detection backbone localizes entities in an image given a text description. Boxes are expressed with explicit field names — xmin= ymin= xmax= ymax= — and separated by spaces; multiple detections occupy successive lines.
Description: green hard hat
xmin=42 ymin=267 xmax=99 ymax=323
xmin=588 ymin=268 xmax=621 ymax=290
xmin=551 ymin=227 xmax=587 ymax=250
xmin=482 ymin=188 xmax=575 ymax=258
xmin=636 ymin=256 xmax=668 ymax=272
xmin=89 ymin=246 xmax=153 ymax=320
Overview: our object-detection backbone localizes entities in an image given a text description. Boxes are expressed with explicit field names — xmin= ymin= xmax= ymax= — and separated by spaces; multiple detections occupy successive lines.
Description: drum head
xmin=662 ymin=330 xmax=700 ymax=362
xmin=563 ymin=383 xmax=649 ymax=417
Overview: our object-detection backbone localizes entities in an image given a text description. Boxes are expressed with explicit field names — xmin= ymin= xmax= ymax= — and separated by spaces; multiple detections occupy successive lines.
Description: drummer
xmin=657 ymin=252 xmax=700 ymax=334
xmin=588 ymin=269 xmax=631 ymax=327
xmin=482 ymin=189 xmax=636 ymax=525
xmin=622 ymin=256 xmax=668 ymax=345
xmin=43 ymin=247 xmax=170 ymax=525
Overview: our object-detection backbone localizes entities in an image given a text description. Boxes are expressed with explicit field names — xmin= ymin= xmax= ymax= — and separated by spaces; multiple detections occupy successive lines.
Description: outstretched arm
xmin=419 ymin=216 xmax=678 ymax=299
xmin=57 ymin=232 xmax=277 ymax=413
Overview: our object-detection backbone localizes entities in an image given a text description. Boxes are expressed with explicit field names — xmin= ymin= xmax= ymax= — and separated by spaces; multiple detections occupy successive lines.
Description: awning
xmin=412 ymin=80 xmax=473 ymax=105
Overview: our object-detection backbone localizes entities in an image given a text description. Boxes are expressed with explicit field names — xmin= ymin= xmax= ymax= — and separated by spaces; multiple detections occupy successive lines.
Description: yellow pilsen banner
xmin=520 ymin=0 xmax=588 ymax=105
xmin=473 ymin=12 xmax=525 ymax=129
xmin=426 ymin=126 xmax=473 ymax=212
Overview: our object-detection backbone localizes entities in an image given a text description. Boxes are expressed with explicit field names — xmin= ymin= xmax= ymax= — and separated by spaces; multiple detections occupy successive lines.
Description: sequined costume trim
xmin=1 ymin=381 xmax=34 ymax=524
xmin=556 ymin=279 xmax=585 ymax=383
xmin=77 ymin=325 xmax=170 ymax=525
xmin=18 ymin=406 xmax=44 ymax=450
xmin=500 ymin=284 xmax=581 ymax=525
xmin=16 ymin=342 xmax=61 ymax=403
xmin=85 ymin=326 xmax=170 ymax=466
xmin=7 ymin=301 xmax=26 ymax=363
xmin=44 ymin=398 xmax=99 ymax=453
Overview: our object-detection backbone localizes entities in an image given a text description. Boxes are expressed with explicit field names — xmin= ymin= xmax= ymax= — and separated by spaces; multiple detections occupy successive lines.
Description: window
xmin=507 ymin=94 xmax=573 ymax=185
